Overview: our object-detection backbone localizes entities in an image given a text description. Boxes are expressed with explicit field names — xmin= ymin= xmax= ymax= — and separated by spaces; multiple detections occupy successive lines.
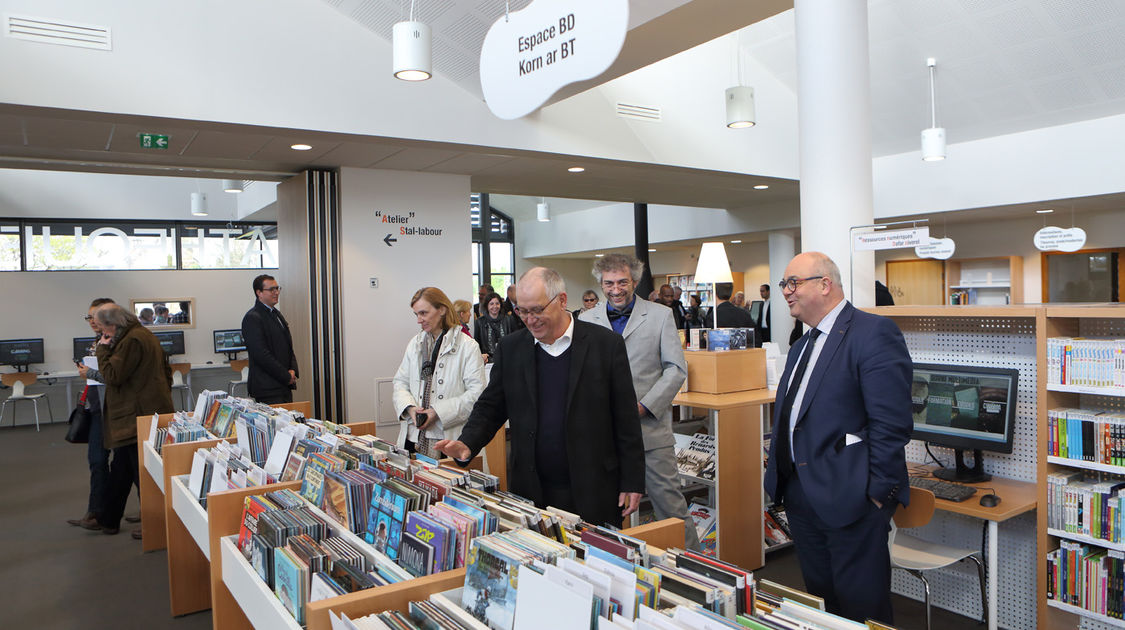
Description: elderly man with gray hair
xmin=437 ymin=267 xmax=646 ymax=527
xmin=579 ymin=254 xmax=699 ymax=550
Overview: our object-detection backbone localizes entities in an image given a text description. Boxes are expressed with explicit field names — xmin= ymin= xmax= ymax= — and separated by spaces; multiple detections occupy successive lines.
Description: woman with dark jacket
xmin=92 ymin=304 xmax=174 ymax=536
xmin=472 ymin=292 xmax=516 ymax=363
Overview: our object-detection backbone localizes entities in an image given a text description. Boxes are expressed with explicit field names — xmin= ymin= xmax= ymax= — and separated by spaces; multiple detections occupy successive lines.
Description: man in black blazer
xmin=436 ymin=267 xmax=645 ymax=527
xmin=755 ymin=284 xmax=772 ymax=343
xmin=763 ymin=252 xmax=913 ymax=624
xmin=703 ymin=282 xmax=756 ymax=329
xmin=241 ymin=274 xmax=299 ymax=404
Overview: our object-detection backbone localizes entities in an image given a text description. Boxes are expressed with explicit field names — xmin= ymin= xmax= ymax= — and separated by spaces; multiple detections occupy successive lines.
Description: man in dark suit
xmin=756 ymin=284 xmax=772 ymax=343
xmin=435 ymin=267 xmax=645 ymax=527
xmin=763 ymin=252 xmax=913 ymax=624
xmin=656 ymin=283 xmax=684 ymax=329
xmin=670 ymin=286 xmax=688 ymax=329
xmin=703 ymin=282 xmax=756 ymax=329
xmin=241 ymin=274 xmax=299 ymax=404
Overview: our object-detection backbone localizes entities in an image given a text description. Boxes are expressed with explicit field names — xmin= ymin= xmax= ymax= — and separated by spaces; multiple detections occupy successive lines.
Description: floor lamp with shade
xmin=694 ymin=242 xmax=733 ymax=331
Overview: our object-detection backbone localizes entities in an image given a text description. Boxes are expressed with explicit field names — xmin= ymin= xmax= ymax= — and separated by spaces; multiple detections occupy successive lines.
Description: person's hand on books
xmin=434 ymin=439 xmax=470 ymax=461
xmin=619 ymin=492 xmax=642 ymax=517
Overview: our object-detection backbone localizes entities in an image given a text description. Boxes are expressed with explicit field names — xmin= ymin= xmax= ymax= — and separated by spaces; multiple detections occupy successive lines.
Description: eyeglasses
xmin=778 ymin=276 xmax=824 ymax=292
xmin=260 ymin=286 xmax=281 ymax=293
xmin=582 ymin=297 xmax=597 ymax=303
xmin=83 ymin=315 xmax=94 ymax=321
xmin=515 ymin=294 xmax=559 ymax=318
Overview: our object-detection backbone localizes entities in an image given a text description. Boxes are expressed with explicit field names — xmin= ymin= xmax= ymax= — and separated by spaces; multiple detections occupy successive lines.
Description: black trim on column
xmin=304 ymin=170 xmax=345 ymax=422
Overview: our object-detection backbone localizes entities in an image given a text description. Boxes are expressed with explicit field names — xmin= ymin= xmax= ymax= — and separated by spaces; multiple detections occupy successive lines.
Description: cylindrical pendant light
xmin=393 ymin=20 xmax=431 ymax=81
xmin=725 ymin=86 xmax=756 ymax=128
xmin=222 ymin=179 xmax=243 ymax=193
xmin=537 ymin=198 xmax=550 ymax=222
xmin=922 ymin=58 xmax=946 ymax=161
xmin=190 ymin=192 xmax=208 ymax=217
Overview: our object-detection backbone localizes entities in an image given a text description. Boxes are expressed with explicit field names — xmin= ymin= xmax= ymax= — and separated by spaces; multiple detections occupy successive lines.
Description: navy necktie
xmin=774 ymin=327 xmax=822 ymax=476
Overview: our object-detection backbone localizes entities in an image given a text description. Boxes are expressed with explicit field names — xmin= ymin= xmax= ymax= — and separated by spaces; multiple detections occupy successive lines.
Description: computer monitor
xmin=153 ymin=330 xmax=186 ymax=357
xmin=0 ymin=338 xmax=45 ymax=371
xmin=73 ymin=337 xmax=98 ymax=363
xmin=213 ymin=329 xmax=246 ymax=359
xmin=910 ymin=362 xmax=1019 ymax=483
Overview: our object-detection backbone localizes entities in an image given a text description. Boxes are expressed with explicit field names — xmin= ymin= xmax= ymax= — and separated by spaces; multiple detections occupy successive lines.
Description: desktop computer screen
xmin=73 ymin=336 xmax=98 ymax=363
xmin=153 ymin=330 xmax=186 ymax=356
xmin=911 ymin=362 xmax=1019 ymax=482
xmin=0 ymin=338 xmax=45 ymax=368
xmin=213 ymin=329 xmax=246 ymax=354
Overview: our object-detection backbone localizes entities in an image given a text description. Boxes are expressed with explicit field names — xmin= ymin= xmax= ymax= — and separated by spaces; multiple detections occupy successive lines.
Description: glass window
xmin=489 ymin=242 xmax=513 ymax=274
xmin=180 ymin=224 xmax=278 ymax=269
xmin=0 ymin=225 xmax=20 ymax=271
xmin=23 ymin=222 xmax=176 ymax=271
xmin=1046 ymin=251 xmax=1120 ymax=302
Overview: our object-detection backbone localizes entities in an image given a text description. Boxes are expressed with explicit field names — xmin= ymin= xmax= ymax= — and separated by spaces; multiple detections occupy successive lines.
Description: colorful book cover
xmin=300 ymin=456 xmax=330 ymax=505
xmin=461 ymin=539 xmax=524 ymax=630
xmin=405 ymin=511 xmax=453 ymax=573
xmin=398 ymin=531 xmax=436 ymax=578
xmin=321 ymin=471 xmax=351 ymax=530
xmin=237 ymin=495 xmax=273 ymax=555
xmin=273 ymin=547 xmax=308 ymax=625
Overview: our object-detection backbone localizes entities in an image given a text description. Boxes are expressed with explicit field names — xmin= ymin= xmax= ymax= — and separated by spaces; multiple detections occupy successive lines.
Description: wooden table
xmin=673 ymin=388 xmax=776 ymax=570
xmin=908 ymin=463 xmax=1037 ymax=630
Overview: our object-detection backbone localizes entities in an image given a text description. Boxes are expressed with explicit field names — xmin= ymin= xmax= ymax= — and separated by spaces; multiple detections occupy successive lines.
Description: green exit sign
xmin=138 ymin=133 xmax=169 ymax=149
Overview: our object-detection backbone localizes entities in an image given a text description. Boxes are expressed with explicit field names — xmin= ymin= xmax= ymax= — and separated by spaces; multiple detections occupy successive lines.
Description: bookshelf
xmin=1037 ymin=304 xmax=1125 ymax=630
xmin=945 ymin=256 xmax=1023 ymax=305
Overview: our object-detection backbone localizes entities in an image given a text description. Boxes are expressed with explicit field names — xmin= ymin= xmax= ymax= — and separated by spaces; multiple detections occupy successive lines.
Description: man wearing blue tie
xmin=762 ymin=252 xmax=913 ymax=624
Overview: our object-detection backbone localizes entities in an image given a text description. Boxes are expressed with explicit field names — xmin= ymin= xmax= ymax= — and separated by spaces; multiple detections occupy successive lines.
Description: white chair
xmin=169 ymin=363 xmax=193 ymax=412
xmin=228 ymin=359 xmax=249 ymax=397
xmin=890 ymin=487 xmax=987 ymax=630
xmin=0 ymin=373 xmax=53 ymax=431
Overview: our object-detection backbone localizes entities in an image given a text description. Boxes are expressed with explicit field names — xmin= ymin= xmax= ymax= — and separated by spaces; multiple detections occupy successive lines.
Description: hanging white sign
xmin=853 ymin=227 xmax=929 ymax=251
xmin=479 ymin=0 xmax=628 ymax=120
xmin=915 ymin=237 xmax=956 ymax=260
xmin=1034 ymin=226 xmax=1086 ymax=252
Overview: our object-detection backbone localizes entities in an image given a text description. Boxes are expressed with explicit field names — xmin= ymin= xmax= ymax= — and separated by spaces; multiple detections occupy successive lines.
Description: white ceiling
xmin=742 ymin=0 xmax=1125 ymax=157
xmin=320 ymin=0 xmax=693 ymax=98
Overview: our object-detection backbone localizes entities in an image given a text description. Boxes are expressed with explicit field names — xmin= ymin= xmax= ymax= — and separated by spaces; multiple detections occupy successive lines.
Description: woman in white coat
xmin=392 ymin=287 xmax=485 ymax=456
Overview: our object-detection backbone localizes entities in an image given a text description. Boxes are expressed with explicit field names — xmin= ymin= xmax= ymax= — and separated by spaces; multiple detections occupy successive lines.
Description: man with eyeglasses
xmin=580 ymin=255 xmax=698 ymax=549
xmin=241 ymin=274 xmax=299 ymax=404
xmin=435 ymin=267 xmax=646 ymax=528
xmin=762 ymin=252 xmax=912 ymax=625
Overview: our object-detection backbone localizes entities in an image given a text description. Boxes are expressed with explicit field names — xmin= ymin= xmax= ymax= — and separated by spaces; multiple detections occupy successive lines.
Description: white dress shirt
xmin=786 ymin=298 xmax=848 ymax=460
xmin=534 ymin=312 xmax=575 ymax=357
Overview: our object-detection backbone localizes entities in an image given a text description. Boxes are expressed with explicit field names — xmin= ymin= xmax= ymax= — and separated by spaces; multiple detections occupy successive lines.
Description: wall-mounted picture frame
xmin=131 ymin=298 xmax=196 ymax=329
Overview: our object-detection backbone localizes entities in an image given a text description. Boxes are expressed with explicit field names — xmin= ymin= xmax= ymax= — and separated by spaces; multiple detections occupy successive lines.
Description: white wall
xmin=0 ymin=169 xmax=239 ymax=220
xmin=873 ymin=113 xmax=1125 ymax=219
xmin=875 ymin=208 xmax=1125 ymax=304
xmin=0 ymin=268 xmax=260 ymax=373
xmin=336 ymin=168 xmax=472 ymax=435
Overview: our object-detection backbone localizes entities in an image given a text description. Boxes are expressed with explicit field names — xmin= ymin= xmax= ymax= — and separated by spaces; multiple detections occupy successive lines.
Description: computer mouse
xmin=979 ymin=493 xmax=1001 ymax=508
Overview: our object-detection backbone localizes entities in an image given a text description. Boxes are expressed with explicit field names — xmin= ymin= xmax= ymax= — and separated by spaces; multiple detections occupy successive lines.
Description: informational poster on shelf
xmin=1033 ymin=226 xmax=1086 ymax=252
xmin=852 ymin=227 xmax=929 ymax=251
xmin=479 ymin=0 xmax=628 ymax=120
xmin=915 ymin=236 xmax=956 ymax=260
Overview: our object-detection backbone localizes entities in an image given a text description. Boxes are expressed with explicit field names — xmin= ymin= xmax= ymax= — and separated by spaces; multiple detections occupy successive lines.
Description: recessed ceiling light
xmin=648 ymin=248 xmax=656 ymax=252
xmin=290 ymin=143 xmax=313 ymax=151
xmin=753 ymin=184 xmax=769 ymax=190
xmin=730 ymin=240 xmax=742 ymax=244
xmin=567 ymin=166 xmax=585 ymax=173
xmin=1036 ymin=208 xmax=1054 ymax=214
xmin=595 ymin=253 xmax=604 ymax=257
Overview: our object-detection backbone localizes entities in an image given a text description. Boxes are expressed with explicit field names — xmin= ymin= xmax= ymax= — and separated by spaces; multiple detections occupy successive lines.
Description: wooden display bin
xmin=683 ymin=348 xmax=766 ymax=394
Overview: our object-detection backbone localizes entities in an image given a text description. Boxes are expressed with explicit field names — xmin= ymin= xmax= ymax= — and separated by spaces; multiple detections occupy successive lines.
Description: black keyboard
xmin=909 ymin=476 xmax=978 ymax=502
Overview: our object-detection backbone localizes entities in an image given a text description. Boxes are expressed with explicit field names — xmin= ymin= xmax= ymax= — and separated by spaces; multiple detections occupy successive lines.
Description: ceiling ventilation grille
xmin=5 ymin=14 xmax=112 ymax=50
xmin=615 ymin=102 xmax=662 ymax=122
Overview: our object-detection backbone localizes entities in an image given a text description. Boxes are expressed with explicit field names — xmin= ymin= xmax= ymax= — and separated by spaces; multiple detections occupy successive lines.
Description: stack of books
xmin=1047 ymin=541 xmax=1125 ymax=620
xmin=1046 ymin=337 xmax=1125 ymax=390
xmin=1046 ymin=469 xmax=1125 ymax=542
xmin=1047 ymin=407 xmax=1125 ymax=464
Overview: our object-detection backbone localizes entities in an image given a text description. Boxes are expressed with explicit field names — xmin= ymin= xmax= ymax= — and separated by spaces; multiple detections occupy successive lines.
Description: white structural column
xmin=794 ymin=0 xmax=875 ymax=307
xmin=768 ymin=230 xmax=796 ymax=349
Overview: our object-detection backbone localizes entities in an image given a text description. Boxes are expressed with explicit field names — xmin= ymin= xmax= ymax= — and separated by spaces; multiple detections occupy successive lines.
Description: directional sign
xmin=383 ymin=234 xmax=397 ymax=247
xmin=139 ymin=133 xmax=169 ymax=149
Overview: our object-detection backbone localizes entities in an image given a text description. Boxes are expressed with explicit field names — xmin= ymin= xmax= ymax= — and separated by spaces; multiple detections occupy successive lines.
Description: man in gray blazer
xmin=580 ymin=254 xmax=700 ymax=550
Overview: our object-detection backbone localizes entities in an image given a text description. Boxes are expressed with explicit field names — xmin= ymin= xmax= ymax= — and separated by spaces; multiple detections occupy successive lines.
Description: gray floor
xmin=1 ymin=422 xmax=981 ymax=630
xmin=1 ymin=422 xmax=211 ymax=630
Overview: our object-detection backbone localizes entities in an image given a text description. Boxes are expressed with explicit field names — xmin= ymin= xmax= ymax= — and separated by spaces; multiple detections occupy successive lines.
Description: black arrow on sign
xmin=384 ymin=234 xmax=397 ymax=247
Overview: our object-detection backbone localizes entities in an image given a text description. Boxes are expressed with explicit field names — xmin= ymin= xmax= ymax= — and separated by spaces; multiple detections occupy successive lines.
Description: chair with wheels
xmin=169 ymin=363 xmax=193 ymax=412
xmin=890 ymin=487 xmax=987 ymax=630
xmin=0 ymin=373 xmax=53 ymax=431
xmin=228 ymin=359 xmax=249 ymax=397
